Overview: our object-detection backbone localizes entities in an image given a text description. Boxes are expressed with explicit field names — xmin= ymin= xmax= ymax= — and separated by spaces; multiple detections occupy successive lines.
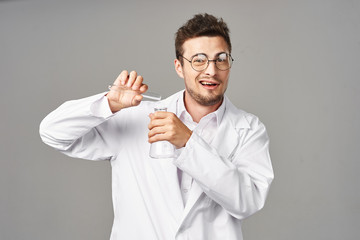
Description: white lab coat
xmin=39 ymin=90 xmax=274 ymax=240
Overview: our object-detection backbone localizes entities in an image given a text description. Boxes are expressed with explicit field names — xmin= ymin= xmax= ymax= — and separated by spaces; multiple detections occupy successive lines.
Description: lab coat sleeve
xmin=39 ymin=92 xmax=117 ymax=161
xmin=173 ymin=116 xmax=274 ymax=220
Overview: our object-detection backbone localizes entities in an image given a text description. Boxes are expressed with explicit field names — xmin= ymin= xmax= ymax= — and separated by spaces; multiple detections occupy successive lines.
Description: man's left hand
xmin=148 ymin=112 xmax=192 ymax=148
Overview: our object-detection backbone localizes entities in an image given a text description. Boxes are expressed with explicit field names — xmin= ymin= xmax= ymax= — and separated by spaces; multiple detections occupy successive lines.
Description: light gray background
xmin=1 ymin=0 xmax=359 ymax=239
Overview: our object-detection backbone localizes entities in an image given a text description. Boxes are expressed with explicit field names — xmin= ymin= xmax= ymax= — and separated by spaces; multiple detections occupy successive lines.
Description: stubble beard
xmin=185 ymin=84 xmax=225 ymax=106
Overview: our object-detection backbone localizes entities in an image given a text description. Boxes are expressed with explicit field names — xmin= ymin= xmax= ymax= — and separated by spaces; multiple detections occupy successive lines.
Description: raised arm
xmin=39 ymin=70 xmax=148 ymax=160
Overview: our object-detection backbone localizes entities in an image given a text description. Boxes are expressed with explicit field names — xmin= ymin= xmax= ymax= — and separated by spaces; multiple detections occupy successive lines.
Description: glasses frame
xmin=179 ymin=53 xmax=234 ymax=72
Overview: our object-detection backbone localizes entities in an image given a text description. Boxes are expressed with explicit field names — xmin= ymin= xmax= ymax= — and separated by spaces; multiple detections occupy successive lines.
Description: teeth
xmin=201 ymin=82 xmax=216 ymax=86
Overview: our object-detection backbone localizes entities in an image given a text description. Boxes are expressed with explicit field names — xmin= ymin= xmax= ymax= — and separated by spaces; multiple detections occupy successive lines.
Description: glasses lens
xmin=191 ymin=54 xmax=208 ymax=71
xmin=216 ymin=53 xmax=232 ymax=70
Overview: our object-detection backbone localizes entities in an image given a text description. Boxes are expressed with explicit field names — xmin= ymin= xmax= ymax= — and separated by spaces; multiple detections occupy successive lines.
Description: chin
xmin=188 ymin=88 xmax=224 ymax=106
xmin=200 ymin=96 xmax=223 ymax=106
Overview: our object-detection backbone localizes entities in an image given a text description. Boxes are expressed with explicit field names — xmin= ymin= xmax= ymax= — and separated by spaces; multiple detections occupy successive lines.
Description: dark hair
xmin=175 ymin=13 xmax=231 ymax=61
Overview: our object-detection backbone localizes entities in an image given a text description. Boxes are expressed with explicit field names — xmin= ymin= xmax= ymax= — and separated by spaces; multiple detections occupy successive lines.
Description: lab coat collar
xmin=223 ymin=95 xmax=251 ymax=130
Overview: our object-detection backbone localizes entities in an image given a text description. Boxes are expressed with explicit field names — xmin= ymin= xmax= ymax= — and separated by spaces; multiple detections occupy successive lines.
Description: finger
xmin=116 ymin=70 xmax=128 ymax=85
xmin=113 ymin=71 xmax=122 ymax=86
xmin=149 ymin=130 xmax=175 ymax=143
xmin=132 ymin=75 xmax=143 ymax=91
xmin=148 ymin=126 xmax=167 ymax=139
xmin=139 ymin=84 xmax=148 ymax=93
xmin=148 ymin=118 xmax=167 ymax=130
xmin=148 ymin=112 xmax=165 ymax=121
xmin=109 ymin=72 xmax=125 ymax=95
xmin=131 ymin=94 xmax=143 ymax=106
xmin=148 ymin=134 xmax=165 ymax=143
xmin=152 ymin=111 xmax=174 ymax=120
xmin=127 ymin=71 xmax=137 ymax=88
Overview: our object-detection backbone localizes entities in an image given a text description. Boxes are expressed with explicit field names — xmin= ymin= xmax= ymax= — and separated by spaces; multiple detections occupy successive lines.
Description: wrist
xmin=106 ymin=95 xmax=124 ymax=113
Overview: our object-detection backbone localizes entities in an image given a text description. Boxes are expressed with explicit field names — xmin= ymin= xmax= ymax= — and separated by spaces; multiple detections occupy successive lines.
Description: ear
xmin=174 ymin=58 xmax=184 ymax=79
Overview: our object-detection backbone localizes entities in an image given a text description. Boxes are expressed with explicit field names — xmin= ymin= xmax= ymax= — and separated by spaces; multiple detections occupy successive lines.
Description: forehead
xmin=182 ymin=36 xmax=229 ymax=56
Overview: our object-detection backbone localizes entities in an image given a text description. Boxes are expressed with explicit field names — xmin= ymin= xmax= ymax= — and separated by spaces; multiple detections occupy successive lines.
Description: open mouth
xmin=200 ymin=81 xmax=218 ymax=87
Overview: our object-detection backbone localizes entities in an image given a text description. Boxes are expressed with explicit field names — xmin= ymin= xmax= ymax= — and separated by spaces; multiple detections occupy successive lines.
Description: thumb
xmin=132 ymin=94 xmax=143 ymax=106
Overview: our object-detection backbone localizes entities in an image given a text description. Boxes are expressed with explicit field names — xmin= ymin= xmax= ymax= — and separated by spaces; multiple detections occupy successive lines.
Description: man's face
xmin=175 ymin=36 xmax=231 ymax=107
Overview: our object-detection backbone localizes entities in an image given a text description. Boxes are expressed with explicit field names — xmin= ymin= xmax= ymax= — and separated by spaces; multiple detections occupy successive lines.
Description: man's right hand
xmin=107 ymin=70 xmax=148 ymax=113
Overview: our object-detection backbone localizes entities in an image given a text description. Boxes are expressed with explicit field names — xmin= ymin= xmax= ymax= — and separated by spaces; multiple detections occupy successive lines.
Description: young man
xmin=40 ymin=13 xmax=274 ymax=240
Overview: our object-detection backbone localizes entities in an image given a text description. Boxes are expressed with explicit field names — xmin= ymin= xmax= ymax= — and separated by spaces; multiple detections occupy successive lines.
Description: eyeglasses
xmin=179 ymin=52 xmax=234 ymax=72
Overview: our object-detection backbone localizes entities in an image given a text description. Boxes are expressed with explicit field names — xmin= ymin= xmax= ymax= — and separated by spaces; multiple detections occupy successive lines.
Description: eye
xmin=217 ymin=53 xmax=228 ymax=62
xmin=194 ymin=58 xmax=205 ymax=63
xmin=192 ymin=54 xmax=207 ymax=65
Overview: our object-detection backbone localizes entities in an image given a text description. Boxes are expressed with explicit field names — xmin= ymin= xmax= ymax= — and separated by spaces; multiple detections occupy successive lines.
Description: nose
xmin=203 ymin=60 xmax=217 ymax=76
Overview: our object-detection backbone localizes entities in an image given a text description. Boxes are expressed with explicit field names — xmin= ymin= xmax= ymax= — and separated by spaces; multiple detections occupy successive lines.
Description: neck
xmin=183 ymin=92 xmax=223 ymax=123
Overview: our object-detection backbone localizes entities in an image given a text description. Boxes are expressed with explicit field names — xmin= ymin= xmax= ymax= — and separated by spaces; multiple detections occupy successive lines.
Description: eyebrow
xmin=190 ymin=52 xmax=228 ymax=59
